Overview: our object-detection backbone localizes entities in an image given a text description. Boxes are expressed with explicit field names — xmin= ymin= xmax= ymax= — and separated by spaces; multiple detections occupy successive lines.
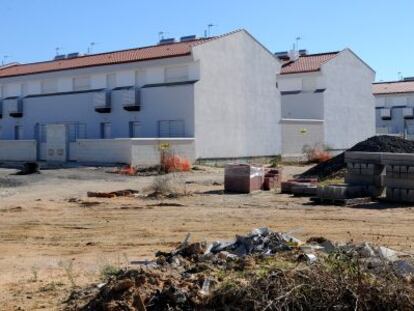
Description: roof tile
xmin=373 ymin=81 xmax=414 ymax=95
xmin=0 ymin=39 xmax=211 ymax=78
xmin=280 ymin=52 xmax=339 ymax=74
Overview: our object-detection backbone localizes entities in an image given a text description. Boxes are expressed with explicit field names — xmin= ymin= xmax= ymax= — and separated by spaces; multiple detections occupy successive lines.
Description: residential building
xmin=373 ymin=78 xmax=414 ymax=137
xmin=276 ymin=49 xmax=376 ymax=156
xmin=0 ymin=30 xmax=281 ymax=164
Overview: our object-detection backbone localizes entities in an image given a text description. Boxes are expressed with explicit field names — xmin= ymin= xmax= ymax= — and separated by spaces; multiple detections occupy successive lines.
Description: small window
xmin=129 ymin=121 xmax=141 ymax=138
xmin=14 ymin=125 xmax=23 ymax=140
xmin=41 ymin=79 xmax=58 ymax=94
xmin=73 ymin=76 xmax=91 ymax=91
xmin=158 ymin=120 xmax=184 ymax=137
xmin=100 ymin=122 xmax=111 ymax=139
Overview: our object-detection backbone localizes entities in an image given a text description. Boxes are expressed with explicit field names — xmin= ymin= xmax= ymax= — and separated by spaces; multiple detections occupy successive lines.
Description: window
xmin=41 ymin=79 xmax=58 ymax=94
xmin=129 ymin=121 xmax=141 ymax=138
xmin=73 ymin=76 xmax=91 ymax=91
xmin=100 ymin=122 xmax=111 ymax=139
xmin=14 ymin=125 xmax=23 ymax=140
xmin=107 ymin=73 xmax=117 ymax=89
xmin=165 ymin=65 xmax=188 ymax=83
xmin=158 ymin=120 xmax=185 ymax=137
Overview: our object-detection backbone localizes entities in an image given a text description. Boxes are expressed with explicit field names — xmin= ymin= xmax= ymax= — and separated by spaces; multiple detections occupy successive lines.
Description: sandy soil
xmin=0 ymin=165 xmax=413 ymax=310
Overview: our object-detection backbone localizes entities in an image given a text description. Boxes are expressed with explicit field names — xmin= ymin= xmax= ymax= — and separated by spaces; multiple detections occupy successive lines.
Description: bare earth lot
xmin=0 ymin=165 xmax=413 ymax=310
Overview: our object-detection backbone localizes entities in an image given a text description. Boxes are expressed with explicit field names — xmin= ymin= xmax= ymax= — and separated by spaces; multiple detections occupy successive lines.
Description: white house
xmin=276 ymin=49 xmax=376 ymax=156
xmin=0 ymin=30 xmax=282 ymax=165
xmin=373 ymin=78 xmax=414 ymax=137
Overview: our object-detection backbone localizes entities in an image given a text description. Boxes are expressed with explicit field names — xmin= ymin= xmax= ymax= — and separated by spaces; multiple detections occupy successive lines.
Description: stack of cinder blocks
xmin=344 ymin=152 xmax=385 ymax=197
xmin=383 ymin=153 xmax=414 ymax=203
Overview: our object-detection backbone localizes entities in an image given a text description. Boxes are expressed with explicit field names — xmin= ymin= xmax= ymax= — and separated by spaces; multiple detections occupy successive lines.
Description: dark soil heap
xmin=301 ymin=135 xmax=414 ymax=180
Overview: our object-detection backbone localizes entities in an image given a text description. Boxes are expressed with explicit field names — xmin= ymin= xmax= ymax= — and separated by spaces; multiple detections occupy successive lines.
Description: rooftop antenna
xmin=158 ymin=31 xmax=165 ymax=41
xmin=1 ymin=55 xmax=10 ymax=65
xmin=87 ymin=42 xmax=98 ymax=54
xmin=398 ymin=72 xmax=403 ymax=80
xmin=55 ymin=47 xmax=63 ymax=56
xmin=207 ymin=24 xmax=216 ymax=37
xmin=295 ymin=36 xmax=301 ymax=51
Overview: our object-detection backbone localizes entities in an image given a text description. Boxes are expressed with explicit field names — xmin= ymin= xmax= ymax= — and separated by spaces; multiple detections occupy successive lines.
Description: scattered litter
xmin=87 ymin=189 xmax=139 ymax=198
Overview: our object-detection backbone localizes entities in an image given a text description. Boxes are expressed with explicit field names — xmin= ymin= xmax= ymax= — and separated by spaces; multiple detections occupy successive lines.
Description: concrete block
xmin=317 ymin=185 xmax=368 ymax=200
xmin=345 ymin=174 xmax=384 ymax=187
xmin=345 ymin=152 xmax=383 ymax=164
xmin=382 ymin=153 xmax=414 ymax=166
xmin=384 ymin=177 xmax=414 ymax=189
xmin=291 ymin=184 xmax=318 ymax=196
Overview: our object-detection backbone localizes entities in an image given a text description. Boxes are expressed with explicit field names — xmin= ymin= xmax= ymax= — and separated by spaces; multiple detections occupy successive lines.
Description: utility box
xmin=224 ymin=164 xmax=264 ymax=193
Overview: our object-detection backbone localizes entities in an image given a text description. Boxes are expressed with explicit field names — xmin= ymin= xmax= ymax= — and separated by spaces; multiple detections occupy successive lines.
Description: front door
xmin=46 ymin=124 xmax=67 ymax=162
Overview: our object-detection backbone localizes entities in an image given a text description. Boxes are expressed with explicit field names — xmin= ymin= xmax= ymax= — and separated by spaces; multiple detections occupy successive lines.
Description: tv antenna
xmin=55 ymin=47 xmax=63 ymax=56
xmin=87 ymin=42 xmax=98 ymax=54
xmin=207 ymin=24 xmax=217 ymax=37
xmin=158 ymin=31 xmax=165 ymax=41
xmin=1 ymin=55 xmax=10 ymax=65
xmin=295 ymin=36 xmax=301 ymax=51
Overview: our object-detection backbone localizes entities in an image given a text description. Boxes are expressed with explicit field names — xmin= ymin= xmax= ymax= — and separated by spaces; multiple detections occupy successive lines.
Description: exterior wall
xmin=322 ymin=49 xmax=376 ymax=150
xmin=0 ymin=140 xmax=37 ymax=161
xmin=280 ymin=119 xmax=324 ymax=155
xmin=375 ymin=93 xmax=414 ymax=135
xmin=131 ymin=138 xmax=195 ymax=166
xmin=0 ymin=80 xmax=195 ymax=142
xmin=281 ymin=92 xmax=324 ymax=119
xmin=192 ymin=30 xmax=281 ymax=159
xmin=75 ymin=138 xmax=195 ymax=165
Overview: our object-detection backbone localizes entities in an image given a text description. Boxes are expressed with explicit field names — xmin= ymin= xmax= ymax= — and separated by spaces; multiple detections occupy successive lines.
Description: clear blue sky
xmin=1 ymin=0 xmax=413 ymax=81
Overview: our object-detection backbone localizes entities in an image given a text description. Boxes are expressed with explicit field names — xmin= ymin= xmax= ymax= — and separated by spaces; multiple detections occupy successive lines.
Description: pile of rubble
xmin=65 ymin=228 xmax=414 ymax=310
xmin=301 ymin=135 xmax=414 ymax=180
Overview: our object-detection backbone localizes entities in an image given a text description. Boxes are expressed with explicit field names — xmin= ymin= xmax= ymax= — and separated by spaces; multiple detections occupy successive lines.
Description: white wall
xmin=281 ymin=119 xmax=324 ymax=155
xmin=0 ymin=140 xmax=37 ymax=161
xmin=192 ymin=30 xmax=281 ymax=159
xmin=75 ymin=138 xmax=195 ymax=165
xmin=322 ymin=49 xmax=376 ymax=150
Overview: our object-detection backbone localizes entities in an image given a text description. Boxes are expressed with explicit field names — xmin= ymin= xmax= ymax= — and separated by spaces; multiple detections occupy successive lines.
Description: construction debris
xmin=64 ymin=228 xmax=414 ymax=311
xmin=87 ymin=189 xmax=139 ymax=198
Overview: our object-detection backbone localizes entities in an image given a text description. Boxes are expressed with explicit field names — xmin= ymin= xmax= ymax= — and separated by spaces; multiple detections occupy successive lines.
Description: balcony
xmin=93 ymin=90 xmax=111 ymax=113
xmin=8 ymin=97 xmax=24 ymax=118
xmin=122 ymin=88 xmax=141 ymax=112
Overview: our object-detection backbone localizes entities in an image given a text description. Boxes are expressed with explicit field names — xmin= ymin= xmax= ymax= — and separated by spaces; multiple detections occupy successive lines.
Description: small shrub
xmin=100 ymin=264 xmax=122 ymax=282
xmin=269 ymin=155 xmax=282 ymax=168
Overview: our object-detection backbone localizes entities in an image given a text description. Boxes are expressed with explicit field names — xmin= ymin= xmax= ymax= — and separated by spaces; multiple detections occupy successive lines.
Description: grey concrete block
xmin=345 ymin=174 xmax=384 ymax=187
xmin=317 ymin=185 xmax=369 ymax=200
xmin=382 ymin=153 xmax=414 ymax=166
xmin=384 ymin=177 xmax=414 ymax=189
xmin=345 ymin=152 xmax=383 ymax=164
xmin=387 ymin=187 xmax=414 ymax=203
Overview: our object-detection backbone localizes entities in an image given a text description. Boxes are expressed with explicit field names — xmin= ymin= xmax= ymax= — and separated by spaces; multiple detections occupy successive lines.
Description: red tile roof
xmin=0 ymin=39 xmax=212 ymax=78
xmin=373 ymin=80 xmax=414 ymax=95
xmin=280 ymin=52 xmax=339 ymax=74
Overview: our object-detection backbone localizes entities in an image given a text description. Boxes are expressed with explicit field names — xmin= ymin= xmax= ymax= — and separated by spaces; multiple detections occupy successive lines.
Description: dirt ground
xmin=1 ymin=165 xmax=413 ymax=310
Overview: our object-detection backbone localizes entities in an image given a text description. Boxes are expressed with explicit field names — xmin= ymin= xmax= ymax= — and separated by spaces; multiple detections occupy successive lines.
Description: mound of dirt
xmin=301 ymin=135 xmax=414 ymax=180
